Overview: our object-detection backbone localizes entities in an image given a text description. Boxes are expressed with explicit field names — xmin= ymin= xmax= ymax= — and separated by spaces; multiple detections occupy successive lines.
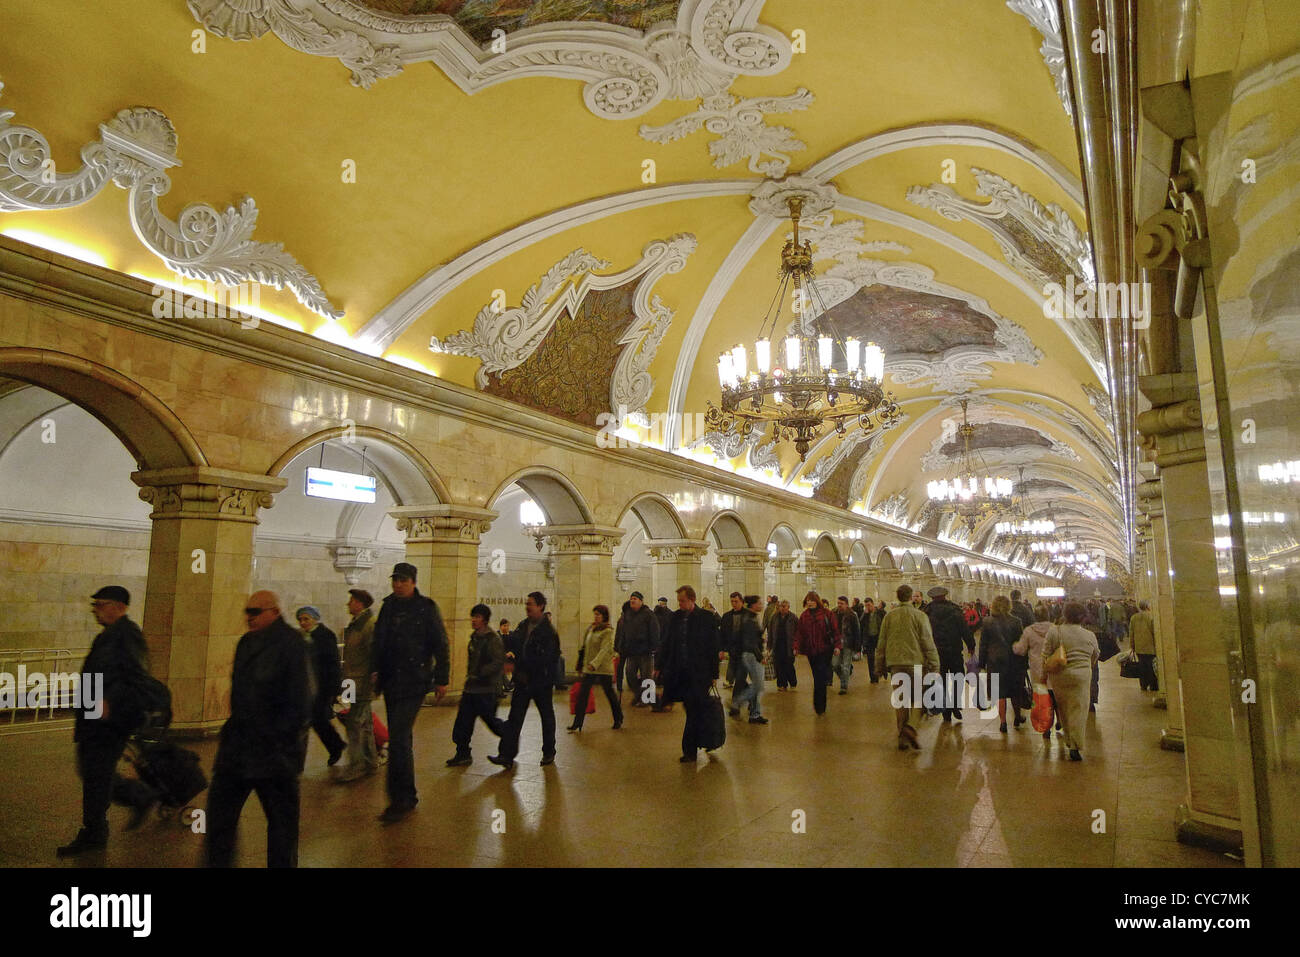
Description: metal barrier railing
xmin=0 ymin=647 xmax=89 ymax=724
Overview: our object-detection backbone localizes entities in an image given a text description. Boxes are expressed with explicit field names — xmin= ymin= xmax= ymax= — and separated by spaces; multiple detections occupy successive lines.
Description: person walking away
xmin=875 ymin=585 xmax=939 ymax=750
xmin=617 ymin=591 xmax=658 ymax=707
xmin=729 ymin=595 xmax=768 ymax=723
xmin=767 ymin=599 xmax=799 ymax=691
xmin=977 ymin=596 xmax=1025 ymax=732
xmin=794 ymin=591 xmax=840 ymax=715
xmin=371 ymin=563 xmax=450 ymax=822
xmin=296 ymin=606 xmax=345 ymax=767
xmin=205 ymin=591 xmax=311 ymax=867
xmin=57 ymin=585 xmax=157 ymax=856
xmin=657 ymin=585 xmax=721 ymax=762
xmin=1043 ymin=602 xmax=1100 ymax=761
xmin=925 ymin=586 xmax=973 ymax=721
xmin=832 ymin=596 xmax=861 ymax=694
xmin=447 ymin=603 xmax=506 ymax=765
xmin=569 ymin=605 xmax=624 ymax=732
xmin=336 ymin=589 xmax=379 ymax=782
xmin=1012 ymin=603 xmax=1058 ymax=739
xmin=1128 ymin=600 xmax=1159 ymax=691
xmin=1009 ymin=589 xmax=1036 ymax=635
xmin=490 ymin=592 xmax=561 ymax=769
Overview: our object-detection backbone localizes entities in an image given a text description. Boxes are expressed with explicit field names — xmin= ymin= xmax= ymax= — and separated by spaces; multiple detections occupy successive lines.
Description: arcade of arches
xmin=0 ymin=0 xmax=1297 ymax=869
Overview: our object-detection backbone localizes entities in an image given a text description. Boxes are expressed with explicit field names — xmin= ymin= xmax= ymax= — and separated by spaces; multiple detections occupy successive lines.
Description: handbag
xmin=1044 ymin=627 xmax=1068 ymax=675
xmin=1119 ymin=651 xmax=1143 ymax=679
xmin=1030 ymin=682 xmax=1053 ymax=732
xmin=568 ymin=680 xmax=596 ymax=715
xmin=1097 ymin=631 xmax=1121 ymax=662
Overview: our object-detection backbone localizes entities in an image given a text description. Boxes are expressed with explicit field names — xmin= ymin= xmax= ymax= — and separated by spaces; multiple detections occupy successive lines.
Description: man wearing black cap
xmin=925 ymin=585 xmax=974 ymax=721
xmin=616 ymin=592 xmax=658 ymax=707
xmin=57 ymin=586 xmax=155 ymax=857
xmin=489 ymin=591 xmax=561 ymax=769
xmin=372 ymin=562 xmax=450 ymax=821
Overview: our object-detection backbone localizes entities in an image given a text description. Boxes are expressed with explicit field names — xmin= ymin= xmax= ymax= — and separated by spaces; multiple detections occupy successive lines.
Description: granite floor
xmin=0 ymin=660 xmax=1244 ymax=868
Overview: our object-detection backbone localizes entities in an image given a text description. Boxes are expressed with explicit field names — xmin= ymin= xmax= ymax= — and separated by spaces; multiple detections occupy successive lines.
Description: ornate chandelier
xmin=706 ymin=195 xmax=900 ymax=461
xmin=926 ymin=399 xmax=1013 ymax=530
xmin=995 ymin=472 xmax=1056 ymax=544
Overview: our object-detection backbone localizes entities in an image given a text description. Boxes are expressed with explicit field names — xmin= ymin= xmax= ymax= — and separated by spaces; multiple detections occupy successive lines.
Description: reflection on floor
xmin=0 ymin=659 xmax=1243 ymax=868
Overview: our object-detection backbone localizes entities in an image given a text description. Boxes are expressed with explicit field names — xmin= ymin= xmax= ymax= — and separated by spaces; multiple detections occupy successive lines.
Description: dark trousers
xmin=864 ymin=636 xmax=879 ymax=681
xmin=204 ymin=772 xmax=300 ymax=868
xmin=937 ymin=646 xmax=965 ymax=716
xmin=452 ymin=693 xmax=504 ymax=752
xmin=807 ymin=651 xmax=833 ymax=714
xmin=615 ymin=654 xmax=625 ymax=693
xmin=680 ymin=690 xmax=709 ymax=757
xmin=624 ymin=654 xmax=654 ymax=703
xmin=75 ymin=728 xmax=129 ymax=836
xmin=1091 ymin=661 xmax=1100 ymax=705
xmin=570 ymin=674 xmax=624 ymax=729
xmin=384 ymin=694 xmax=424 ymax=808
xmin=774 ymin=647 xmax=797 ymax=689
xmin=310 ymin=700 xmax=345 ymax=759
xmin=1137 ymin=654 xmax=1159 ymax=691
xmin=497 ymin=683 xmax=556 ymax=760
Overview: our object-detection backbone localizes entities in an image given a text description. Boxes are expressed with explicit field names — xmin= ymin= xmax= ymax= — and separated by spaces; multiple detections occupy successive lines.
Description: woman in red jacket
xmin=794 ymin=591 xmax=841 ymax=716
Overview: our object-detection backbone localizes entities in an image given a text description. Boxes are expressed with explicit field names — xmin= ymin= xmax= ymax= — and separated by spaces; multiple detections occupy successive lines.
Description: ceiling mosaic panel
xmin=821 ymin=286 xmax=998 ymax=355
xmin=354 ymin=0 xmax=684 ymax=43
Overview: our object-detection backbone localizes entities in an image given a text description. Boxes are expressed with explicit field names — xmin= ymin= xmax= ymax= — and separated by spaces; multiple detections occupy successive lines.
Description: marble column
xmin=1138 ymin=376 xmax=1242 ymax=851
xmin=646 ymin=538 xmax=709 ymax=606
xmin=771 ymin=557 xmax=804 ymax=606
xmin=390 ymin=504 xmax=497 ymax=697
xmin=132 ymin=466 xmax=286 ymax=734
xmin=716 ymin=547 xmax=768 ymax=599
xmin=541 ymin=525 xmax=624 ymax=670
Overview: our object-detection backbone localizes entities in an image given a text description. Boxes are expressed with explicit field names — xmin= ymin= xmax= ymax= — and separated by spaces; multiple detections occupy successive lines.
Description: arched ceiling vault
xmin=0 ymin=0 xmax=1120 ymax=570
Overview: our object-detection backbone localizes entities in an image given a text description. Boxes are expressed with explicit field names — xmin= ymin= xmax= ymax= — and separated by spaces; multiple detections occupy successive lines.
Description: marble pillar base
xmin=1160 ymin=728 xmax=1185 ymax=751
xmin=1153 ymin=692 xmax=1168 ymax=709
xmin=1175 ymin=803 xmax=1243 ymax=855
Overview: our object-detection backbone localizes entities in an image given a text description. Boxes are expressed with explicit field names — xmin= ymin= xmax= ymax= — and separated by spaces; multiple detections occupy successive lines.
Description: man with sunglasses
xmin=204 ymin=591 xmax=312 ymax=868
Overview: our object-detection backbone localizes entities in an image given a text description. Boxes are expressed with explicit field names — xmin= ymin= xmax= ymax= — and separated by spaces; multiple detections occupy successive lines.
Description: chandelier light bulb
xmin=732 ymin=344 xmax=747 ymax=379
xmin=845 ymin=337 xmax=860 ymax=372
xmin=864 ymin=342 xmax=883 ymax=381
xmin=755 ymin=338 xmax=771 ymax=374
xmin=717 ymin=354 xmax=733 ymax=388
xmin=785 ymin=336 xmax=801 ymax=371
xmin=817 ymin=335 xmax=832 ymax=370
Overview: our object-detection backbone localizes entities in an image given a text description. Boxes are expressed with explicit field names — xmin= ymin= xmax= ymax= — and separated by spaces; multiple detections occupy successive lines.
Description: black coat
xmin=736 ymin=609 xmax=764 ymax=657
xmin=978 ymin=614 xmax=1024 ymax=696
xmin=927 ymin=599 xmax=974 ymax=659
xmin=616 ymin=604 xmax=659 ymax=657
xmin=373 ymin=589 xmax=451 ymax=699
xmin=719 ymin=607 xmax=746 ymax=654
xmin=835 ymin=608 xmax=862 ymax=652
xmin=766 ymin=611 xmax=798 ymax=658
xmin=652 ymin=606 xmax=673 ymax=654
xmin=214 ymin=617 xmax=312 ymax=779
xmin=504 ymin=616 xmax=561 ymax=688
xmin=75 ymin=615 xmax=151 ymax=741
xmin=660 ymin=606 xmax=720 ymax=699
xmin=307 ymin=623 xmax=342 ymax=718
xmin=464 ymin=627 xmax=505 ymax=695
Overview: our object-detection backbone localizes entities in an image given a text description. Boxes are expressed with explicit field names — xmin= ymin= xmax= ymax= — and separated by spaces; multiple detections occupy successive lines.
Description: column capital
xmin=543 ymin=524 xmax=625 ymax=556
xmin=389 ymin=504 xmax=497 ymax=544
xmin=715 ymin=547 xmax=769 ymax=568
xmin=1136 ymin=381 xmax=1206 ymax=468
xmin=330 ymin=541 xmax=380 ymax=585
xmin=131 ymin=467 xmax=287 ymax=523
xmin=645 ymin=538 xmax=710 ymax=563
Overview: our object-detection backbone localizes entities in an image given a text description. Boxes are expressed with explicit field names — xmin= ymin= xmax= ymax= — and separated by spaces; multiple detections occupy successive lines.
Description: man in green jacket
xmin=1128 ymin=600 xmax=1158 ymax=691
xmin=875 ymin=584 xmax=940 ymax=750
xmin=335 ymin=588 xmax=378 ymax=782
xmin=447 ymin=604 xmax=506 ymax=766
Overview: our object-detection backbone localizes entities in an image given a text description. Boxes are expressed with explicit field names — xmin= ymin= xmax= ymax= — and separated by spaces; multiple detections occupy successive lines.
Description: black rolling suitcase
xmin=699 ymin=683 xmax=726 ymax=752
xmin=132 ymin=737 xmax=208 ymax=810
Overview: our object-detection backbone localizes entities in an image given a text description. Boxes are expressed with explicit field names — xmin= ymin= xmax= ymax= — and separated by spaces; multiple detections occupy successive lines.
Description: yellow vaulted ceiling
xmin=0 ymin=0 xmax=1123 ymax=565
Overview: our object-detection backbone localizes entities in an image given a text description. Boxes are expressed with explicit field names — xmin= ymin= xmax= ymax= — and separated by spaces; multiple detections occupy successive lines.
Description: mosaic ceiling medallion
xmin=822 ymin=285 xmax=997 ymax=356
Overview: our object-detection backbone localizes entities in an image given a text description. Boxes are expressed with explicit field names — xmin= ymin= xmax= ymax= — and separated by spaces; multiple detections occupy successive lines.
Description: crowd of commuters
xmin=57 ymin=567 xmax=1152 ymax=866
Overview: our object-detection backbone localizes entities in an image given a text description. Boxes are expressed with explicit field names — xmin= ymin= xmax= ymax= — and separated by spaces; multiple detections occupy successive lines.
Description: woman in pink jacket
xmin=1012 ymin=603 xmax=1058 ymax=740
xmin=794 ymin=591 xmax=840 ymax=717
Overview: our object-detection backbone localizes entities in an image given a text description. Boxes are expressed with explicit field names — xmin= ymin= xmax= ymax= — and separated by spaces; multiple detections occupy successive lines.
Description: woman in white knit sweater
xmin=568 ymin=605 xmax=625 ymax=732
xmin=1042 ymin=602 xmax=1099 ymax=761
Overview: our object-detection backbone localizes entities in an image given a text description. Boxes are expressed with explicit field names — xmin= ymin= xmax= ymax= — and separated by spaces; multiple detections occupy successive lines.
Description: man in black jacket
xmin=1009 ymin=589 xmax=1035 ymax=635
xmin=861 ymin=598 xmax=885 ymax=683
xmin=925 ymin=586 xmax=974 ymax=721
xmin=205 ymin=590 xmax=312 ymax=867
xmin=658 ymin=585 xmax=721 ymax=762
xmin=57 ymin=585 xmax=154 ymax=857
xmin=372 ymin=563 xmax=450 ymax=822
xmin=719 ymin=592 xmax=750 ymax=698
xmin=766 ymin=599 xmax=799 ymax=690
xmin=295 ymin=606 xmax=345 ymax=767
xmin=729 ymin=595 xmax=768 ymax=723
xmin=489 ymin=591 xmax=561 ymax=770
xmin=447 ymin=603 xmax=505 ymax=767
xmin=616 ymin=592 xmax=658 ymax=707
xmin=833 ymin=596 xmax=862 ymax=694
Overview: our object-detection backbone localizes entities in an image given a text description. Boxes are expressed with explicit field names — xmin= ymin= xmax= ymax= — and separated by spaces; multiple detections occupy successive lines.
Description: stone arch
xmin=705 ymin=509 xmax=754 ymax=549
xmin=812 ymin=533 xmax=840 ymax=562
xmin=267 ymin=426 xmax=449 ymax=505
xmin=767 ymin=522 xmax=801 ymax=556
xmin=935 ymin=559 xmax=949 ymax=577
xmin=875 ymin=546 xmax=898 ymax=570
xmin=848 ymin=540 xmax=870 ymax=565
xmin=919 ymin=556 xmax=935 ymax=576
xmin=487 ymin=466 xmax=594 ymax=525
xmin=619 ymin=491 xmax=687 ymax=539
xmin=0 ymin=348 xmax=205 ymax=470
xmin=899 ymin=552 xmax=919 ymax=574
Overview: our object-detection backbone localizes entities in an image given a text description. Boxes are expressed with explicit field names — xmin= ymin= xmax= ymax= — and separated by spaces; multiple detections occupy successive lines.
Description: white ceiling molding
xmin=641 ymin=87 xmax=814 ymax=177
xmin=187 ymin=0 xmax=791 ymax=116
xmin=0 ymin=80 xmax=342 ymax=319
xmin=868 ymin=491 xmax=911 ymax=529
xmin=429 ymin=234 xmax=696 ymax=422
xmin=1082 ymin=383 xmax=1112 ymax=422
xmin=1004 ymin=0 xmax=1074 ymax=121
xmin=917 ymin=403 xmax=1079 ymax=472
xmin=358 ymin=178 xmax=754 ymax=350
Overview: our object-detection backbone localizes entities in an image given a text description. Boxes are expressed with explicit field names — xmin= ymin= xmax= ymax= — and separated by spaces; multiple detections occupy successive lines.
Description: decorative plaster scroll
xmin=542 ymin=525 xmax=625 ymax=555
xmin=869 ymin=491 xmax=910 ymax=529
xmin=645 ymin=539 xmax=710 ymax=563
xmin=331 ymin=542 xmax=379 ymax=585
xmin=1082 ymin=383 xmax=1112 ymax=423
xmin=639 ymin=88 xmax=813 ymax=177
xmin=138 ymin=482 xmax=275 ymax=522
xmin=394 ymin=514 xmax=491 ymax=542
xmin=1021 ymin=399 xmax=1118 ymax=470
xmin=188 ymin=0 xmax=792 ymax=120
xmin=1005 ymin=0 xmax=1073 ymax=121
xmin=429 ymin=235 xmax=695 ymax=422
xmin=0 ymin=82 xmax=342 ymax=319
xmin=689 ymin=427 xmax=750 ymax=460
xmin=747 ymin=434 xmax=780 ymax=474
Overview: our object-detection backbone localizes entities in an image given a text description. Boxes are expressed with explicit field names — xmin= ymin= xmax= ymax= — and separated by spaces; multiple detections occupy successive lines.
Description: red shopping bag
xmin=1030 ymin=683 xmax=1053 ymax=732
xmin=569 ymin=680 xmax=596 ymax=715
